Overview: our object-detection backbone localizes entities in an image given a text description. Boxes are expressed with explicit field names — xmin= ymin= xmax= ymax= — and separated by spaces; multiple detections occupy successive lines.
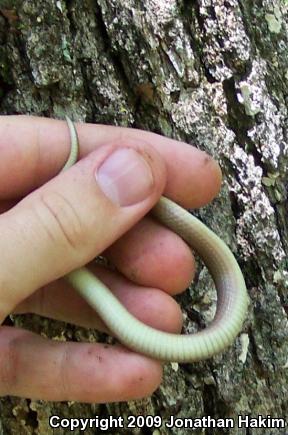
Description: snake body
xmin=64 ymin=118 xmax=248 ymax=362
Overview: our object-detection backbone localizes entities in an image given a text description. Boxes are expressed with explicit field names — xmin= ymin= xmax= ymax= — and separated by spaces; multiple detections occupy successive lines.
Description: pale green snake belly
xmin=64 ymin=117 xmax=248 ymax=362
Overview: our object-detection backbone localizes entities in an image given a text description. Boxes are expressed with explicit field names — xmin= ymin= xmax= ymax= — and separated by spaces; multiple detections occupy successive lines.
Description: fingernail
xmin=96 ymin=148 xmax=154 ymax=206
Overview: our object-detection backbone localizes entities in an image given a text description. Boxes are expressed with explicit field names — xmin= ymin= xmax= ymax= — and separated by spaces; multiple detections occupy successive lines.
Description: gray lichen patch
xmin=237 ymin=59 xmax=286 ymax=170
xmin=170 ymin=80 xmax=235 ymax=156
xmin=226 ymin=144 xmax=285 ymax=263
xmin=196 ymin=0 xmax=251 ymax=80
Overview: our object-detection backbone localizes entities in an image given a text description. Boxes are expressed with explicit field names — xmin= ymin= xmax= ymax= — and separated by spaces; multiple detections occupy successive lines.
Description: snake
xmin=63 ymin=117 xmax=248 ymax=362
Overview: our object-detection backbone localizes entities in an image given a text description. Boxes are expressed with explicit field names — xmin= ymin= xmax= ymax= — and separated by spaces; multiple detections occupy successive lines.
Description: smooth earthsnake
xmin=63 ymin=117 xmax=248 ymax=362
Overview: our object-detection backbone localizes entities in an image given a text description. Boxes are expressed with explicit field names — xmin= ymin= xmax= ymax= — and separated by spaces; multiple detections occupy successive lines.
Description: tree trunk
xmin=0 ymin=0 xmax=287 ymax=434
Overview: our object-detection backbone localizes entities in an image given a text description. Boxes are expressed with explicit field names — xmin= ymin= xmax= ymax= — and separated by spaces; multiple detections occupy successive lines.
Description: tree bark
xmin=0 ymin=0 xmax=287 ymax=434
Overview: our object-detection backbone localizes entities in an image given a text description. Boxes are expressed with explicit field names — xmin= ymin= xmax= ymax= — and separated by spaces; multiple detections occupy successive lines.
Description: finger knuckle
xmin=36 ymin=190 xmax=84 ymax=251
xmin=0 ymin=332 xmax=20 ymax=395
xmin=58 ymin=345 xmax=71 ymax=399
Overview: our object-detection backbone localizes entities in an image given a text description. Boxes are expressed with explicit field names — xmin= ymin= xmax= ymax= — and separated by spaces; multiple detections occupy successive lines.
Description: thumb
xmin=0 ymin=143 xmax=166 ymax=319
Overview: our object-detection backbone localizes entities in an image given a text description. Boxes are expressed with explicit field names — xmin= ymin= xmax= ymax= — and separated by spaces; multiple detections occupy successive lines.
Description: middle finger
xmin=13 ymin=264 xmax=183 ymax=334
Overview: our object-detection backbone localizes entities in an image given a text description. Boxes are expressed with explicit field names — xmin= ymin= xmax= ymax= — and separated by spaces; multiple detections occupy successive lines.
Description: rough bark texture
xmin=0 ymin=0 xmax=287 ymax=434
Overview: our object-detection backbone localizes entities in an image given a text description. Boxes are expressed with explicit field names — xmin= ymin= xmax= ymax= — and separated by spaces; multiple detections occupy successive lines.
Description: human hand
xmin=0 ymin=116 xmax=221 ymax=403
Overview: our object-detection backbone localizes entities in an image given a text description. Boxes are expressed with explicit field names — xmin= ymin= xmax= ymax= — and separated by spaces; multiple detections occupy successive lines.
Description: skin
xmin=0 ymin=115 xmax=221 ymax=403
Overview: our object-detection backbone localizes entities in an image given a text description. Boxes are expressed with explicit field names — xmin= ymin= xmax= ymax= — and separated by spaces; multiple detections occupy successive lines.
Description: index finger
xmin=0 ymin=116 xmax=221 ymax=207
